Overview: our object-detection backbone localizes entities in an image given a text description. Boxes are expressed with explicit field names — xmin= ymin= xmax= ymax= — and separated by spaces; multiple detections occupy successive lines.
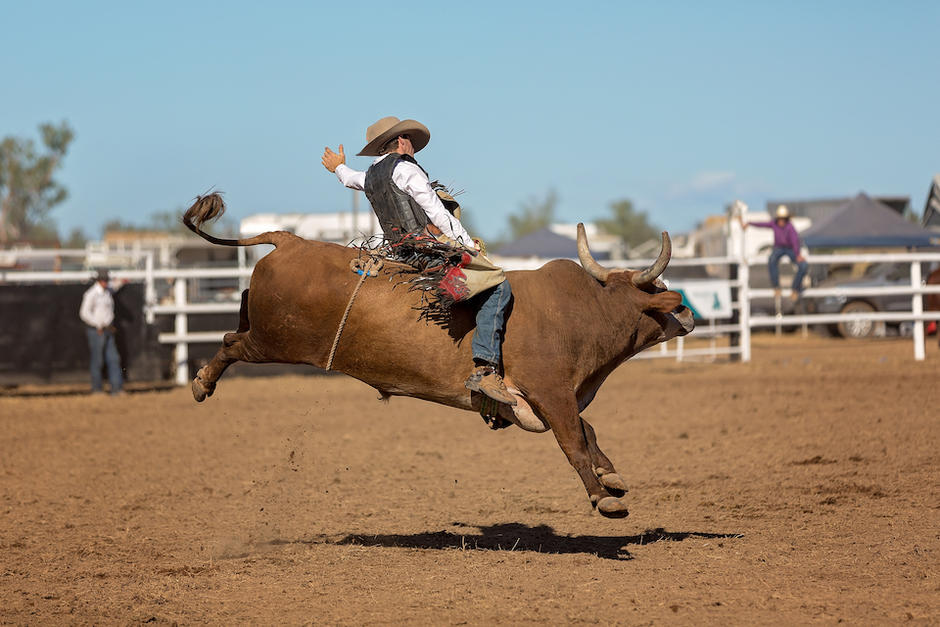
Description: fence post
xmin=911 ymin=261 xmax=925 ymax=361
xmin=728 ymin=201 xmax=752 ymax=362
xmin=709 ymin=318 xmax=717 ymax=359
xmin=774 ymin=290 xmax=783 ymax=336
xmin=738 ymin=246 xmax=752 ymax=363
xmin=144 ymin=252 xmax=155 ymax=324
xmin=174 ymin=278 xmax=189 ymax=385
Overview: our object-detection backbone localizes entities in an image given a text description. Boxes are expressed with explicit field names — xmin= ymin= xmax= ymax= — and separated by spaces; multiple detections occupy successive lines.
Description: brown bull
xmin=183 ymin=194 xmax=694 ymax=518
xmin=927 ymin=268 xmax=940 ymax=345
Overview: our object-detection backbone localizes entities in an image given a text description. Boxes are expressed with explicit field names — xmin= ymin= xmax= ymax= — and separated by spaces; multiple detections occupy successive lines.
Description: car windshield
xmin=864 ymin=262 xmax=910 ymax=281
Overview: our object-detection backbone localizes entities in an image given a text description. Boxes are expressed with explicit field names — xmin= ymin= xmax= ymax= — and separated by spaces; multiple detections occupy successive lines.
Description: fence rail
xmin=4 ymin=245 xmax=940 ymax=384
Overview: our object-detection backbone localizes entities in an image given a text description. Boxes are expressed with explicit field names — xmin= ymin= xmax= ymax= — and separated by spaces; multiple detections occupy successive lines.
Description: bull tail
xmin=182 ymin=191 xmax=291 ymax=247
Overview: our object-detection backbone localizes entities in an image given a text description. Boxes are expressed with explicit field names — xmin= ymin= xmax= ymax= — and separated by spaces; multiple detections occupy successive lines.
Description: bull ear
xmin=645 ymin=290 xmax=683 ymax=313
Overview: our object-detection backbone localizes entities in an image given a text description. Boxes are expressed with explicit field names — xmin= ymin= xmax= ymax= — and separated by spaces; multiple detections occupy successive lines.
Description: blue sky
xmin=3 ymin=0 xmax=937 ymax=241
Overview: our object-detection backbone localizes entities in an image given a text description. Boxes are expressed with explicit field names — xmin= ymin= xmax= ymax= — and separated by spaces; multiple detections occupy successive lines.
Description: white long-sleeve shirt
xmin=335 ymin=155 xmax=474 ymax=247
xmin=79 ymin=282 xmax=115 ymax=329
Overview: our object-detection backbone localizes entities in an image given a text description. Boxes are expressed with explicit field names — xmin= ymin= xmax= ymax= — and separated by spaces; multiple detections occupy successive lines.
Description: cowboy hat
xmin=357 ymin=116 xmax=431 ymax=156
xmin=435 ymin=188 xmax=461 ymax=220
xmin=775 ymin=205 xmax=791 ymax=219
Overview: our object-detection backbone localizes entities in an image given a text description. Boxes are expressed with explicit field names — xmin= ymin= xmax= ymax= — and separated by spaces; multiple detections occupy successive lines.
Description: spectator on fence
xmin=739 ymin=204 xmax=809 ymax=302
xmin=79 ymin=269 xmax=124 ymax=395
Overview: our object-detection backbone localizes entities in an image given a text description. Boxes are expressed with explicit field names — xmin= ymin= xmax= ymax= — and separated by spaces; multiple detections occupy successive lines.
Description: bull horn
xmin=577 ymin=223 xmax=610 ymax=282
xmin=631 ymin=231 xmax=672 ymax=287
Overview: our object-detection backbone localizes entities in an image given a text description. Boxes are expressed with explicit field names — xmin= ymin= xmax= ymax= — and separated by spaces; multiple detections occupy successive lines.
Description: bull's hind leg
xmin=193 ymin=289 xmax=254 ymax=402
xmin=192 ymin=331 xmax=252 ymax=402
xmin=534 ymin=395 xmax=630 ymax=518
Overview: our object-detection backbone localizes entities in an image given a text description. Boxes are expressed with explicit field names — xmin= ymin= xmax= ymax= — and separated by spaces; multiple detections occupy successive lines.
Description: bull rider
xmin=322 ymin=116 xmax=516 ymax=407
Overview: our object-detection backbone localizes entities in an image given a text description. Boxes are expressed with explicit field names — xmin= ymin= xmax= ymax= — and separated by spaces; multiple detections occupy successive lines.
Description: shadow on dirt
xmin=275 ymin=522 xmax=742 ymax=561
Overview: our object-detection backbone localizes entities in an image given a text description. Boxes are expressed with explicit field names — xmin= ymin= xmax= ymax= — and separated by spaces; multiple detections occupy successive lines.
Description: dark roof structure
xmin=766 ymin=195 xmax=909 ymax=225
xmin=801 ymin=192 xmax=939 ymax=248
xmin=920 ymin=175 xmax=940 ymax=230
xmin=494 ymin=227 xmax=610 ymax=260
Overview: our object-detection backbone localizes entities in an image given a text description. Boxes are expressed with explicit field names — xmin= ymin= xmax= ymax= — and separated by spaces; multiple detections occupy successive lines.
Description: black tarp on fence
xmin=0 ymin=282 xmax=169 ymax=386
xmin=0 ymin=282 xmax=313 ymax=387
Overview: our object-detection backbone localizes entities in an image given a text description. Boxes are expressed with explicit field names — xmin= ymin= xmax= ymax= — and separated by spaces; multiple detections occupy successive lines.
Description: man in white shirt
xmin=322 ymin=116 xmax=515 ymax=406
xmin=79 ymin=269 xmax=124 ymax=395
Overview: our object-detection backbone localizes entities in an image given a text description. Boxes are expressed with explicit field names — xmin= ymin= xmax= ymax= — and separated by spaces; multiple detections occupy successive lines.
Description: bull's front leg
xmin=532 ymin=394 xmax=630 ymax=518
xmin=580 ymin=417 xmax=629 ymax=497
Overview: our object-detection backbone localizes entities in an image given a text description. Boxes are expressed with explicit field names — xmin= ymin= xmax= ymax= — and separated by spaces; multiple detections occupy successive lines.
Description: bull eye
xmin=619 ymin=272 xmax=659 ymax=294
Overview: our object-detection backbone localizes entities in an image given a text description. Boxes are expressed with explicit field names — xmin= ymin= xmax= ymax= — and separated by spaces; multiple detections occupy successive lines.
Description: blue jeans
xmin=768 ymin=247 xmax=809 ymax=293
xmin=86 ymin=327 xmax=123 ymax=394
xmin=471 ymin=280 xmax=512 ymax=365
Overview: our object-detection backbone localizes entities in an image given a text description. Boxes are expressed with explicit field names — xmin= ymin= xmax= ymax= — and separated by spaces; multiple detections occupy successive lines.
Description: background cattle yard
xmin=1 ymin=335 xmax=936 ymax=624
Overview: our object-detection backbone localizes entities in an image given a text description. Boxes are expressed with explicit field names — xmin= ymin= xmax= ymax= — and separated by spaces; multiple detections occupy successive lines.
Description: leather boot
xmin=465 ymin=365 xmax=517 ymax=405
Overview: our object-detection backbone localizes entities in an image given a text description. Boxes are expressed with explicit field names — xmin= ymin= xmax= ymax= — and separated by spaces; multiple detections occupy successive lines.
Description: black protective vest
xmin=364 ymin=153 xmax=430 ymax=241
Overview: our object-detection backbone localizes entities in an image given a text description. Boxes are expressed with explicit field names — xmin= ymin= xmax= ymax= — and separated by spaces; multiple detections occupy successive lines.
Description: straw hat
xmin=775 ymin=205 xmax=791 ymax=219
xmin=357 ymin=116 xmax=431 ymax=156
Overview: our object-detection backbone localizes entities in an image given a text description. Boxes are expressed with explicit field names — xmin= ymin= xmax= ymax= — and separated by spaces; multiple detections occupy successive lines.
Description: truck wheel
xmin=837 ymin=301 xmax=876 ymax=339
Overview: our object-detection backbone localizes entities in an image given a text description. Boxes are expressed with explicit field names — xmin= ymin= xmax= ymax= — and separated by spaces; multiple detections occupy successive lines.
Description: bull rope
xmin=326 ymin=256 xmax=384 ymax=371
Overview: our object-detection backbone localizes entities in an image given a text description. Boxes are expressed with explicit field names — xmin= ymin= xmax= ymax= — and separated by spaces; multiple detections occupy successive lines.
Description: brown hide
xmin=186 ymin=207 xmax=694 ymax=517
xmin=926 ymin=268 xmax=940 ymax=312
xmin=927 ymin=268 xmax=940 ymax=346
xmin=235 ymin=234 xmax=691 ymax=412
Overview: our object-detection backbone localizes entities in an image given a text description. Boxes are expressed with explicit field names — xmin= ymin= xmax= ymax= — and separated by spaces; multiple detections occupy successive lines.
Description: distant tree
xmin=20 ymin=221 xmax=61 ymax=245
xmin=596 ymin=198 xmax=660 ymax=251
xmin=147 ymin=209 xmax=194 ymax=233
xmin=508 ymin=189 xmax=557 ymax=240
xmin=64 ymin=227 xmax=88 ymax=248
xmin=0 ymin=121 xmax=74 ymax=243
xmin=102 ymin=207 xmax=233 ymax=238
xmin=101 ymin=218 xmax=142 ymax=233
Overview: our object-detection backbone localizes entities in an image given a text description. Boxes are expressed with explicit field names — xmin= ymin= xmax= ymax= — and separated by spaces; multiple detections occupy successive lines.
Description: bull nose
xmin=674 ymin=306 xmax=695 ymax=335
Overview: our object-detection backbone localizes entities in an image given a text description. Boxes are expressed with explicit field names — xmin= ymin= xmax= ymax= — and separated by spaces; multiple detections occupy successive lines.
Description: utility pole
xmin=352 ymin=189 xmax=359 ymax=239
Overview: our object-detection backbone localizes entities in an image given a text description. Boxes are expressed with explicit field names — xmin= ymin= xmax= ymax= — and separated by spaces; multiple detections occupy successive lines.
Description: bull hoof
xmin=598 ymin=472 xmax=629 ymax=496
xmin=191 ymin=367 xmax=218 ymax=403
xmin=597 ymin=496 xmax=630 ymax=519
xmin=191 ymin=370 xmax=216 ymax=403
xmin=192 ymin=378 xmax=208 ymax=402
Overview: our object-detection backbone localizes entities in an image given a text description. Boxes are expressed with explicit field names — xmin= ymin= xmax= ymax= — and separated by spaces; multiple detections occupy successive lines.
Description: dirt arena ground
xmin=1 ymin=335 xmax=937 ymax=624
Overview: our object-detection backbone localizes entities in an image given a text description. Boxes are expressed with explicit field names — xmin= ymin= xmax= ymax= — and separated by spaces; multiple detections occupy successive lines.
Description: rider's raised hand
xmin=321 ymin=144 xmax=346 ymax=173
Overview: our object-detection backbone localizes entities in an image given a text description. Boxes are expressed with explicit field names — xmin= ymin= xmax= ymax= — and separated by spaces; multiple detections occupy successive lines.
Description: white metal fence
xmin=632 ymin=250 xmax=940 ymax=363
xmin=3 ymin=246 xmax=940 ymax=386
xmin=742 ymin=252 xmax=940 ymax=360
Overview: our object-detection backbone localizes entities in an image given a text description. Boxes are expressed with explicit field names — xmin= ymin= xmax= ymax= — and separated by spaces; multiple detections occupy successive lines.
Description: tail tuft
xmin=181 ymin=189 xmax=292 ymax=248
xmin=183 ymin=191 xmax=226 ymax=231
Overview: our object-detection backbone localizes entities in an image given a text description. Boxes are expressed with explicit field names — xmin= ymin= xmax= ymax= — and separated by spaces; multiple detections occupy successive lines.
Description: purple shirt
xmin=749 ymin=220 xmax=801 ymax=254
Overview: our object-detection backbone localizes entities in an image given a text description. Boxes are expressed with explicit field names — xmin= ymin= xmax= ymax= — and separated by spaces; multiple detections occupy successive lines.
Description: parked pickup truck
xmin=806 ymin=262 xmax=920 ymax=338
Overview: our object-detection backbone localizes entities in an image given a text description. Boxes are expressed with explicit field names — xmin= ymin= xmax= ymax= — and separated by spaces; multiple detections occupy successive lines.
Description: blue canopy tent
xmin=802 ymin=192 xmax=940 ymax=248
